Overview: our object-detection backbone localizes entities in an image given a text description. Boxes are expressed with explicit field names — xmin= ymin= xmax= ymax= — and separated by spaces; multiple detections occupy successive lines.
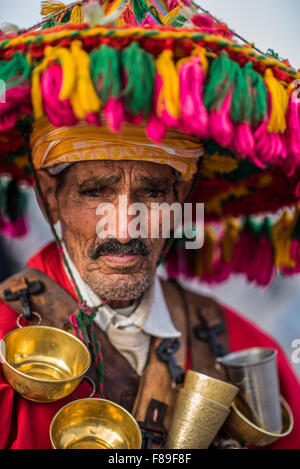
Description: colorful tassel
xmin=264 ymin=69 xmax=289 ymax=134
xmin=178 ymin=56 xmax=208 ymax=138
xmin=131 ymin=0 xmax=149 ymax=22
xmin=41 ymin=0 xmax=66 ymax=17
xmin=156 ymin=49 xmax=180 ymax=125
xmin=70 ymin=4 xmax=84 ymax=24
xmin=70 ymin=41 xmax=102 ymax=119
xmin=121 ymin=42 xmax=155 ymax=117
xmin=271 ymin=210 xmax=296 ymax=269
xmin=90 ymin=45 xmax=121 ymax=104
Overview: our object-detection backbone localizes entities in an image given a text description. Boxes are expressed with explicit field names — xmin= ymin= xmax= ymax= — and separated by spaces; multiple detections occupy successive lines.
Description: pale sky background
xmin=1 ymin=0 xmax=300 ymax=375
xmin=0 ymin=0 xmax=299 ymax=68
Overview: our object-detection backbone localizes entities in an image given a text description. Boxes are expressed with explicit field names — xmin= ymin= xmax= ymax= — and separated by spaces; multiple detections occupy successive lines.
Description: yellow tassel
xmin=264 ymin=69 xmax=289 ymax=134
xmin=163 ymin=6 xmax=182 ymax=25
xmin=156 ymin=49 xmax=180 ymax=120
xmin=44 ymin=46 xmax=76 ymax=100
xmin=200 ymin=153 xmax=238 ymax=179
xmin=221 ymin=218 xmax=241 ymax=263
xmin=31 ymin=61 xmax=47 ymax=120
xmin=271 ymin=210 xmax=296 ymax=269
xmin=31 ymin=45 xmax=76 ymax=120
xmin=195 ymin=228 xmax=216 ymax=277
xmin=70 ymin=4 xmax=84 ymax=24
xmin=205 ymin=185 xmax=249 ymax=216
xmin=193 ymin=46 xmax=209 ymax=75
xmin=41 ymin=0 xmax=66 ymax=17
xmin=70 ymin=41 xmax=101 ymax=119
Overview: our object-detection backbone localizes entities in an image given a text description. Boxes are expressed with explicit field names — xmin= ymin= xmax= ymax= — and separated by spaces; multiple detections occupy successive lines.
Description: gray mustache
xmin=89 ymin=238 xmax=150 ymax=260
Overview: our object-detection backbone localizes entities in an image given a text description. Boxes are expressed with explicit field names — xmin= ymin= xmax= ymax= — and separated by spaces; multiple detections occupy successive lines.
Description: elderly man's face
xmin=37 ymin=160 xmax=191 ymax=307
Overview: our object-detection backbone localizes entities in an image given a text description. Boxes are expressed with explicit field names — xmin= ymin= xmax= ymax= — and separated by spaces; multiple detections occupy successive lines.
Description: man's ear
xmin=34 ymin=169 xmax=60 ymax=224
xmin=174 ymin=180 xmax=194 ymax=204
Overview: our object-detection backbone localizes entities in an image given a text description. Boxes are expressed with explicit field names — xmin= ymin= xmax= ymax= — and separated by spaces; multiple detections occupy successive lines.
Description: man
xmin=0 ymin=0 xmax=300 ymax=450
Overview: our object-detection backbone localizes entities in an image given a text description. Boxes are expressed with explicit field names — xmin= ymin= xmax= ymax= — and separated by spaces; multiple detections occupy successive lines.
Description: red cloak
xmin=0 ymin=241 xmax=299 ymax=449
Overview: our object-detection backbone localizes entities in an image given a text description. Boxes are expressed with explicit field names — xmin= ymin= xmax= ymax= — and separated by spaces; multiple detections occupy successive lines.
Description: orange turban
xmin=30 ymin=118 xmax=203 ymax=180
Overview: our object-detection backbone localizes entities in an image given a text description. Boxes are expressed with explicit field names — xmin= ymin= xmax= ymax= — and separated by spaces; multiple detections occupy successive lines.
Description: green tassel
xmin=90 ymin=45 xmax=121 ymax=103
xmin=260 ymin=217 xmax=272 ymax=241
xmin=243 ymin=63 xmax=268 ymax=127
xmin=131 ymin=0 xmax=149 ymax=22
xmin=41 ymin=19 xmax=58 ymax=29
xmin=230 ymin=64 xmax=251 ymax=123
xmin=291 ymin=211 xmax=300 ymax=242
xmin=0 ymin=177 xmax=10 ymax=217
xmin=0 ymin=52 xmax=30 ymax=89
xmin=121 ymin=42 xmax=155 ymax=116
xmin=6 ymin=180 xmax=28 ymax=222
xmin=204 ymin=52 xmax=238 ymax=112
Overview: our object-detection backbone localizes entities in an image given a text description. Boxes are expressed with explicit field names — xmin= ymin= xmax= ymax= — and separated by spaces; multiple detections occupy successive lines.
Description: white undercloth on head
xmin=62 ymin=243 xmax=181 ymax=375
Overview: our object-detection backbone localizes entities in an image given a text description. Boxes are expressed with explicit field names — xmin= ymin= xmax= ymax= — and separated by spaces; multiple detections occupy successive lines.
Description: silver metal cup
xmin=217 ymin=348 xmax=282 ymax=433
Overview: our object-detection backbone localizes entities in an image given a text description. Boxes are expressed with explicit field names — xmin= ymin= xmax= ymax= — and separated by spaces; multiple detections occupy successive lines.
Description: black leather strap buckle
xmin=138 ymin=399 xmax=167 ymax=449
xmin=194 ymin=308 xmax=228 ymax=358
xmin=4 ymin=277 xmax=43 ymax=320
xmin=156 ymin=338 xmax=184 ymax=385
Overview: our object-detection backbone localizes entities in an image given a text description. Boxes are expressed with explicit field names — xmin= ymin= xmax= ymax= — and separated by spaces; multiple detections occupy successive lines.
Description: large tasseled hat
xmin=0 ymin=0 xmax=300 ymax=287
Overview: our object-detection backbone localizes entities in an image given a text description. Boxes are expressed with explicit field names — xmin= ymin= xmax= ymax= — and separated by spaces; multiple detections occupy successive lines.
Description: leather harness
xmin=0 ymin=268 xmax=232 ymax=449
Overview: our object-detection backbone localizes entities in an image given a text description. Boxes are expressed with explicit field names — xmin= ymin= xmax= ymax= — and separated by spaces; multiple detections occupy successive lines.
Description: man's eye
xmin=80 ymin=188 xmax=106 ymax=198
xmin=145 ymin=190 xmax=167 ymax=198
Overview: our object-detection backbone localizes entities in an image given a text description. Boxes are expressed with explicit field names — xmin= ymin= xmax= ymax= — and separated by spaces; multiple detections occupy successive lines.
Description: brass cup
xmin=0 ymin=326 xmax=91 ymax=402
xmin=50 ymin=398 xmax=142 ymax=449
xmin=224 ymin=396 xmax=294 ymax=447
xmin=184 ymin=370 xmax=239 ymax=408
xmin=165 ymin=388 xmax=230 ymax=449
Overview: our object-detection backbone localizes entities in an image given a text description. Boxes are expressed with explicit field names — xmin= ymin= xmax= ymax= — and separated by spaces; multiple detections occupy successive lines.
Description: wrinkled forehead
xmin=55 ymin=159 xmax=179 ymax=186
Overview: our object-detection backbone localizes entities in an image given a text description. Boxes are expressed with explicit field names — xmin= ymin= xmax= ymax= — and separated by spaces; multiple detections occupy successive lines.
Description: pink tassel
xmin=41 ymin=64 xmax=78 ymax=126
xmin=146 ymin=73 xmax=167 ymax=143
xmin=178 ymin=57 xmax=208 ymax=138
xmin=285 ymin=96 xmax=300 ymax=174
xmin=104 ymin=97 xmax=124 ymax=132
xmin=146 ymin=113 xmax=166 ymax=143
xmin=233 ymin=122 xmax=255 ymax=158
xmin=167 ymin=0 xmax=179 ymax=9
xmin=191 ymin=14 xmax=216 ymax=33
xmin=2 ymin=217 xmax=28 ymax=238
xmin=122 ymin=5 xmax=138 ymax=25
xmin=140 ymin=13 xmax=157 ymax=26
xmin=85 ymin=112 xmax=101 ymax=126
xmin=0 ymin=85 xmax=30 ymax=116
xmin=0 ymin=110 xmax=18 ymax=131
xmin=200 ymin=257 xmax=232 ymax=284
xmin=208 ymin=90 xmax=234 ymax=148
xmin=247 ymin=235 xmax=275 ymax=287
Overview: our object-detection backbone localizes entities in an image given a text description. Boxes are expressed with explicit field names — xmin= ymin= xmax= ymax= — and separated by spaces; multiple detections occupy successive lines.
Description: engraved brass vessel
xmin=166 ymin=388 xmax=230 ymax=449
xmin=224 ymin=396 xmax=294 ymax=447
xmin=50 ymin=398 xmax=142 ymax=449
xmin=0 ymin=326 xmax=91 ymax=402
xmin=184 ymin=370 xmax=239 ymax=408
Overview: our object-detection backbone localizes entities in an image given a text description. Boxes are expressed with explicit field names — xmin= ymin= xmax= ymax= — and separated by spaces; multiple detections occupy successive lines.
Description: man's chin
xmin=85 ymin=273 xmax=154 ymax=302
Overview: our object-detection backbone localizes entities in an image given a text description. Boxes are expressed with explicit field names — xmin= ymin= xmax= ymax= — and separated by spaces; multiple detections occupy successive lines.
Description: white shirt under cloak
xmin=62 ymin=244 xmax=181 ymax=376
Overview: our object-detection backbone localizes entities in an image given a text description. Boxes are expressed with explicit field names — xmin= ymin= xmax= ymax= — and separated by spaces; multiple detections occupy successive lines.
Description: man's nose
xmin=115 ymin=194 xmax=138 ymax=243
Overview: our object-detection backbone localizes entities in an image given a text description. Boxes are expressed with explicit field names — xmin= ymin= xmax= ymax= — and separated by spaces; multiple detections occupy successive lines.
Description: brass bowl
xmin=224 ymin=396 xmax=294 ymax=447
xmin=184 ymin=370 xmax=239 ymax=408
xmin=50 ymin=398 xmax=142 ymax=449
xmin=0 ymin=326 xmax=91 ymax=402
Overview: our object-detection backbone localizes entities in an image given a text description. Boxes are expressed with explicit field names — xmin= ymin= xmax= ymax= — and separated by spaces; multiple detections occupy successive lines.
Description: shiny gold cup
xmin=0 ymin=326 xmax=91 ymax=402
xmin=50 ymin=398 xmax=142 ymax=449
xmin=224 ymin=396 xmax=294 ymax=447
xmin=165 ymin=388 xmax=230 ymax=449
xmin=184 ymin=370 xmax=239 ymax=408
